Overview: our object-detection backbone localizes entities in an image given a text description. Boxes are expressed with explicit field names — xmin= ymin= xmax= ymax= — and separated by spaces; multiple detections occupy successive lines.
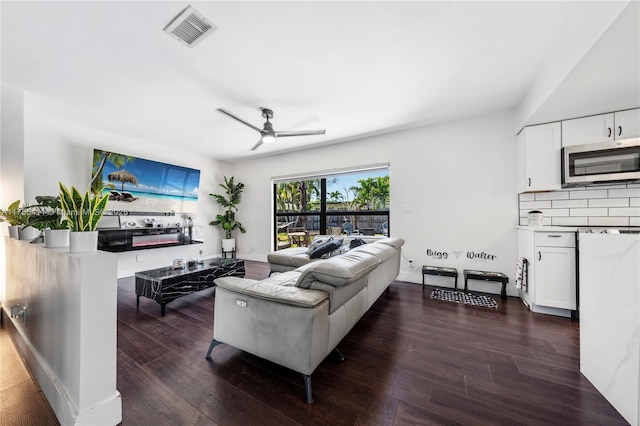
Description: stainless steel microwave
xmin=561 ymin=138 xmax=640 ymax=187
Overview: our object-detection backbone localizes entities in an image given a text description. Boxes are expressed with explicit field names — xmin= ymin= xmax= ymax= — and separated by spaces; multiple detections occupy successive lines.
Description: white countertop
xmin=517 ymin=226 xmax=578 ymax=232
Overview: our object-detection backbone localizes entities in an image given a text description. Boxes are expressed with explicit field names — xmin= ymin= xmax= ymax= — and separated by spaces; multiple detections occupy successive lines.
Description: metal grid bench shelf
xmin=463 ymin=269 xmax=508 ymax=300
xmin=422 ymin=266 xmax=459 ymax=291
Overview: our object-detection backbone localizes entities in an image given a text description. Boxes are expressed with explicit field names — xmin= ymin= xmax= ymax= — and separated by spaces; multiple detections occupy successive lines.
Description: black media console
xmin=97 ymin=227 xmax=202 ymax=252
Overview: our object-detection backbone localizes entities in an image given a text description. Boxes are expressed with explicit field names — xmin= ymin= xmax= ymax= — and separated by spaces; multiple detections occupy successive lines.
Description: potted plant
xmin=27 ymin=196 xmax=70 ymax=247
xmin=0 ymin=200 xmax=29 ymax=238
xmin=209 ymin=176 xmax=246 ymax=255
xmin=59 ymin=183 xmax=109 ymax=252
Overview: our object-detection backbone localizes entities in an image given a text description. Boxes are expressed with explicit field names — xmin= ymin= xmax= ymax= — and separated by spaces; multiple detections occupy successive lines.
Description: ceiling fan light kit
xmin=217 ymin=108 xmax=326 ymax=151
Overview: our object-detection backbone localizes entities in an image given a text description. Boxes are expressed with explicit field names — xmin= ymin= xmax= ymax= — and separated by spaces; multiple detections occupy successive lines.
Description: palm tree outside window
xmin=273 ymin=168 xmax=389 ymax=250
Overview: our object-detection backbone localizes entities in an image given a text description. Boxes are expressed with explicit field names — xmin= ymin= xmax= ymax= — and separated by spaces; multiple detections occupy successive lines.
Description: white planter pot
xmin=221 ymin=238 xmax=236 ymax=252
xmin=19 ymin=226 xmax=40 ymax=241
xmin=45 ymin=229 xmax=70 ymax=248
xmin=69 ymin=231 xmax=98 ymax=253
xmin=8 ymin=225 xmax=19 ymax=239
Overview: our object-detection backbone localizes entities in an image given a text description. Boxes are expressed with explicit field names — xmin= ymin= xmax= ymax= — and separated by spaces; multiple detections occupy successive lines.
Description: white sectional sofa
xmin=206 ymin=237 xmax=404 ymax=403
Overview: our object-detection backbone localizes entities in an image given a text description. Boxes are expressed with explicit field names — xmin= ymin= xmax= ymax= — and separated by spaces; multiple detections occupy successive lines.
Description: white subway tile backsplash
xmin=570 ymin=207 xmax=608 ymax=216
xmin=609 ymin=188 xmax=640 ymax=198
xmin=589 ymin=217 xmax=630 ymax=227
xmin=552 ymin=217 xmax=588 ymax=226
xmin=535 ymin=192 xmax=569 ymax=201
xmin=569 ymin=189 xmax=608 ymax=199
xmin=588 ymin=198 xmax=629 ymax=208
xmin=608 ymin=207 xmax=640 ymax=217
xmin=520 ymin=201 xmax=552 ymax=210
xmin=540 ymin=208 xmax=569 ymax=217
xmin=552 ymin=199 xmax=588 ymax=208
xmin=519 ymin=184 xmax=638 ymax=227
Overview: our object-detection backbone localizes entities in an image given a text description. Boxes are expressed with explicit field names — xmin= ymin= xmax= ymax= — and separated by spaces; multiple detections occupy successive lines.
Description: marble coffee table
xmin=135 ymin=258 xmax=245 ymax=316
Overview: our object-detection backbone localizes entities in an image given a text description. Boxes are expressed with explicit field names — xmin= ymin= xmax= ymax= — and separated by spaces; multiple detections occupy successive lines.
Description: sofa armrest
xmin=215 ymin=276 xmax=328 ymax=308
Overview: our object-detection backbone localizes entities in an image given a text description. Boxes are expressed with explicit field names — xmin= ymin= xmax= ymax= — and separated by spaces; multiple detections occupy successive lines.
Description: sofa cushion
xmin=267 ymin=247 xmax=312 ymax=269
xmin=215 ymin=276 xmax=328 ymax=308
xmin=296 ymin=250 xmax=381 ymax=288
xmin=308 ymin=238 xmax=343 ymax=259
xmin=374 ymin=237 xmax=405 ymax=250
xmin=351 ymin=241 xmax=397 ymax=262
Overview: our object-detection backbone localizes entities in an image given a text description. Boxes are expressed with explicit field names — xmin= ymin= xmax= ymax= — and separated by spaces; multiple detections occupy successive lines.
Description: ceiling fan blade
xmin=217 ymin=108 xmax=262 ymax=133
xmin=250 ymin=139 xmax=264 ymax=151
xmin=274 ymin=129 xmax=326 ymax=138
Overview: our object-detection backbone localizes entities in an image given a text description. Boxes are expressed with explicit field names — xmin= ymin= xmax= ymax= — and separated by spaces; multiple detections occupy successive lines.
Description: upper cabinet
xmin=518 ymin=122 xmax=562 ymax=193
xmin=562 ymin=108 xmax=640 ymax=147
xmin=614 ymin=108 xmax=640 ymax=140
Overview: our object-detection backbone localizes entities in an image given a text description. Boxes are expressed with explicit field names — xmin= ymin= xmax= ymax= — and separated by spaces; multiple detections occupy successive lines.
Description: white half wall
xmin=228 ymin=109 xmax=520 ymax=296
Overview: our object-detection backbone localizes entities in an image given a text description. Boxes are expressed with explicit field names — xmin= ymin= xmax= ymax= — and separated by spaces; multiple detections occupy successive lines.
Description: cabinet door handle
xmin=548 ymin=235 xmax=562 ymax=238
xmin=528 ymin=178 xmax=531 ymax=187
xmin=607 ymin=127 xmax=612 ymax=138
xmin=618 ymin=125 xmax=622 ymax=137
xmin=538 ymin=251 xmax=542 ymax=261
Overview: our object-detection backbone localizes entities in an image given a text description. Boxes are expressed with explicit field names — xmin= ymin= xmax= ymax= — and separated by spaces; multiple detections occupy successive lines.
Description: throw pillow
xmin=308 ymin=238 xmax=343 ymax=259
xmin=306 ymin=236 xmax=331 ymax=254
xmin=349 ymin=238 xmax=367 ymax=249
xmin=329 ymin=244 xmax=350 ymax=258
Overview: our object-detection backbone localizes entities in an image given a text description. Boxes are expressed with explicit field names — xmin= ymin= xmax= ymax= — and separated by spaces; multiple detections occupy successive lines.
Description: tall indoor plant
xmin=209 ymin=176 xmax=246 ymax=255
xmin=59 ymin=182 xmax=109 ymax=252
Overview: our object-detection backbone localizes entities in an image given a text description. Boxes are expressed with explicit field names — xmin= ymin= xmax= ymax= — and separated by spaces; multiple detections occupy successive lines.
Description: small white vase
xmin=19 ymin=226 xmax=40 ymax=241
xmin=45 ymin=229 xmax=70 ymax=248
xmin=69 ymin=231 xmax=98 ymax=253
xmin=8 ymin=225 xmax=19 ymax=239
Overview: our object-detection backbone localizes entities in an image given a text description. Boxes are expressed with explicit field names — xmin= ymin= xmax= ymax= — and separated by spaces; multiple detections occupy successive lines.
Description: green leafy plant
xmin=0 ymin=200 xmax=29 ymax=227
xmin=25 ymin=196 xmax=69 ymax=230
xmin=59 ymin=183 xmax=109 ymax=232
xmin=209 ymin=176 xmax=246 ymax=239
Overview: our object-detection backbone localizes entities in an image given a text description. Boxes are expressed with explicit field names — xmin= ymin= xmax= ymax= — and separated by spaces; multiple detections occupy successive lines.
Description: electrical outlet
xmin=199 ymin=249 xmax=203 ymax=255
xmin=136 ymin=254 xmax=143 ymax=263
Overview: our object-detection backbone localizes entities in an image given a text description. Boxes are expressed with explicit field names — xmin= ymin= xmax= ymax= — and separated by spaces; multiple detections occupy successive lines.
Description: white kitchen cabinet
xmin=517 ymin=122 xmax=562 ymax=193
xmin=562 ymin=108 xmax=640 ymax=147
xmin=518 ymin=229 xmax=577 ymax=316
xmin=614 ymin=108 xmax=640 ymax=140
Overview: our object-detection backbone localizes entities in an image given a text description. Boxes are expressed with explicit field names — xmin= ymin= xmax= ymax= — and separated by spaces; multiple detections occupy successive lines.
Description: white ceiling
xmin=1 ymin=1 xmax=637 ymax=161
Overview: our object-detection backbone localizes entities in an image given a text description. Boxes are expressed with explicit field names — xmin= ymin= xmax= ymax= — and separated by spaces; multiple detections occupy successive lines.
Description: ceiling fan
xmin=218 ymin=108 xmax=326 ymax=151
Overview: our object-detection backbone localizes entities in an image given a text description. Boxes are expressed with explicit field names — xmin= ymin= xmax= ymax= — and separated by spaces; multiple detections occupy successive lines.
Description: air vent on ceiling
xmin=163 ymin=5 xmax=217 ymax=48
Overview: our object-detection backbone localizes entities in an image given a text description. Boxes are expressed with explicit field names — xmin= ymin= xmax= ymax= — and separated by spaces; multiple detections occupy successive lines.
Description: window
xmin=273 ymin=167 xmax=389 ymax=250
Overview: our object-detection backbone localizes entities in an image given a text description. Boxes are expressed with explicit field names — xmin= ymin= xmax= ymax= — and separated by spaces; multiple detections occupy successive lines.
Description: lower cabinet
xmin=518 ymin=229 xmax=577 ymax=316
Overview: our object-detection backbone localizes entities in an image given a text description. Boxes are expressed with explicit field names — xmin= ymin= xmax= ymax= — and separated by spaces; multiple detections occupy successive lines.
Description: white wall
xmin=7 ymin=89 xmax=521 ymax=294
xmin=1 ymin=83 xmax=26 ymax=303
xmin=19 ymin=92 xmax=231 ymax=277
xmin=229 ymin=109 xmax=520 ymax=295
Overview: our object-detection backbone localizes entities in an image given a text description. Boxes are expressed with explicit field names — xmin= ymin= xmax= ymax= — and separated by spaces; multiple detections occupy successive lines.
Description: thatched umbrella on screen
xmin=108 ymin=170 xmax=138 ymax=192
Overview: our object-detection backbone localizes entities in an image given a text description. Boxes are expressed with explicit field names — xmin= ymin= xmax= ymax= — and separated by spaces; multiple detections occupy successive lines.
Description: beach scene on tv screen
xmin=92 ymin=149 xmax=200 ymax=214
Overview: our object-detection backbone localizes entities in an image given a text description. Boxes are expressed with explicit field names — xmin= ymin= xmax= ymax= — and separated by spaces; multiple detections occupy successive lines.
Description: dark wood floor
xmin=2 ymin=260 xmax=628 ymax=425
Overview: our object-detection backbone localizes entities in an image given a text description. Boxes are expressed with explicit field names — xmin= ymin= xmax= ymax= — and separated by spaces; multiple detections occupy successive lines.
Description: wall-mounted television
xmin=92 ymin=149 xmax=200 ymax=215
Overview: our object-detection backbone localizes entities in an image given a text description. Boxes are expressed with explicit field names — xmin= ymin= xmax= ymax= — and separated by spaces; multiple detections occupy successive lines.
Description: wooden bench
xmin=422 ymin=266 xmax=458 ymax=291
xmin=463 ymin=269 xmax=508 ymax=300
